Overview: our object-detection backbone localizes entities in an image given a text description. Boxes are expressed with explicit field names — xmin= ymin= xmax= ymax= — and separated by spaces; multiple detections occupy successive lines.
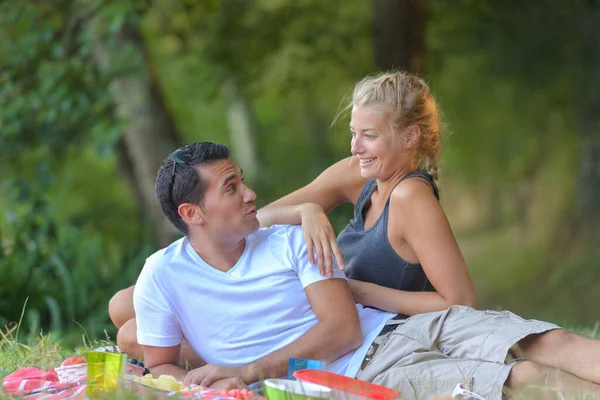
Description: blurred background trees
xmin=1 ymin=0 xmax=598 ymax=342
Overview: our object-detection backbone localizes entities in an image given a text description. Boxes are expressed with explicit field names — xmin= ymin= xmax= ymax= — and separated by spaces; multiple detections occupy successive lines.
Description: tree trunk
xmin=93 ymin=26 xmax=181 ymax=247
xmin=372 ymin=0 xmax=427 ymax=74
xmin=575 ymin=103 xmax=600 ymax=238
xmin=223 ymin=78 xmax=261 ymax=181
xmin=574 ymin=2 xmax=600 ymax=239
xmin=300 ymin=99 xmax=332 ymax=174
xmin=576 ymin=85 xmax=600 ymax=226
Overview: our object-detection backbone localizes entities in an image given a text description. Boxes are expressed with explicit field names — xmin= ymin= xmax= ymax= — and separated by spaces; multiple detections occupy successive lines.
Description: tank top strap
xmin=399 ymin=171 xmax=439 ymax=200
xmin=354 ymin=179 xmax=377 ymax=220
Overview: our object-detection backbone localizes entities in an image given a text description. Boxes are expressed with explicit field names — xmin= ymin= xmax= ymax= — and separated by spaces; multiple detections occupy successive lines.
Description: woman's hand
xmin=300 ymin=203 xmax=345 ymax=278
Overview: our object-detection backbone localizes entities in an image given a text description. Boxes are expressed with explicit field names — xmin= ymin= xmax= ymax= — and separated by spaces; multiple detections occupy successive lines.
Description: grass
xmin=0 ymin=323 xmax=65 ymax=378
xmin=0 ymin=324 xmax=161 ymax=399
xmin=1 ymin=323 xmax=600 ymax=399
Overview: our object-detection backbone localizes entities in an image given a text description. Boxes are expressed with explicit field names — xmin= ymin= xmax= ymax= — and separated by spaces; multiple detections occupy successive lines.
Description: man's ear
xmin=403 ymin=125 xmax=421 ymax=149
xmin=178 ymin=203 xmax=205 ymax=226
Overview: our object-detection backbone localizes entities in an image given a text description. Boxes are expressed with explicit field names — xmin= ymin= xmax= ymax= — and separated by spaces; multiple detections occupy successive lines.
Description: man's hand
xmin=209 ymin=377 xmax=249 ymax=390
xmin=184 ymin=364 xmax=244 ymax=387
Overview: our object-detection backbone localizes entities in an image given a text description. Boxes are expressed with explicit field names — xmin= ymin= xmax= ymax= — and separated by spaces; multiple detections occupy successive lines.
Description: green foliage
xmin=0 ymin=0 xmax=154 ymax=339
xmin=0 ymin=1 xmax=114 ymax=158
xmin=144 ymin=0 xmax=372 ymax=96
xmin=0 ymin=168 xmax=151 ymax=338
xmin=1 ymin=0 xmax=599 ymax=337
xmin=141 ymin=0 xmax=372 ymax=230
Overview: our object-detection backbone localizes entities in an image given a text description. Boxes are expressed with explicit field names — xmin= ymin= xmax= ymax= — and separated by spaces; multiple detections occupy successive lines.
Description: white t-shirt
xmin=134 ymin=225 xmax=395 ymax=377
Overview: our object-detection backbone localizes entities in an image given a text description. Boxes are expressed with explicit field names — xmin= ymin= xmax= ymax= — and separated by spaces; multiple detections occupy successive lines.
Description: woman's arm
xmin=257 ymin=156 xmax=367 ymax=276
xmin=257 ymin=156 xmax=366 ymax=227
xmin=348 ymin=279 xmax=471 ymax=315
xmin=352 ymin=178 xmax=477 ymax=315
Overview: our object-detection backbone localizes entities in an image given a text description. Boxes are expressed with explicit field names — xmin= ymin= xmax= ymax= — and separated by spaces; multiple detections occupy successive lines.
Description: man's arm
xmin=133 ymin=266 xmax=189 ymax=381
xmin=243 ymin=278 xmax=362 ymax=381
xmin=142 ymin=344 xmax=187 ymax=381
xmin=186 ymin=278 xmax=363 ymax=386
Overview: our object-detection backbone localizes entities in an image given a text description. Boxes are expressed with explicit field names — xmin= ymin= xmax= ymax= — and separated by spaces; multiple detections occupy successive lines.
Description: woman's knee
xmin=117 ymin=318 xmax=142 ymax=359
xmin=109 ymin=286 xmax=136 ymax=329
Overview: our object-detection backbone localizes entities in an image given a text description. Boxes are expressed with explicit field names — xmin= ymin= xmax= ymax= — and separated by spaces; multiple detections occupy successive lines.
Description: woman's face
xmin=350 ymin=106 xmax=404 ymax=180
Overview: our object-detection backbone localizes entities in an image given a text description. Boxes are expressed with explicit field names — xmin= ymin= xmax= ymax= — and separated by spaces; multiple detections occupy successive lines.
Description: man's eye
xmin=227 ymin=185 xmax=236 ymax=192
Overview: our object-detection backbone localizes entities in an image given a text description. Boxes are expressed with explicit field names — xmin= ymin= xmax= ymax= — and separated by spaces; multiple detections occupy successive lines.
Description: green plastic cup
xmin=264 ymin=378 xmax=332 ymax=400
xmin=87 ymin=352 xmax=126 ymax=397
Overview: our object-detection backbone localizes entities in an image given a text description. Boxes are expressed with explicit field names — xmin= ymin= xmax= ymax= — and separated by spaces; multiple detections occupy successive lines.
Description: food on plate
xmin=128 ymin=357 xmax=145 ymax=368
xmin=130 ymin=373 xmax=186 ymax=391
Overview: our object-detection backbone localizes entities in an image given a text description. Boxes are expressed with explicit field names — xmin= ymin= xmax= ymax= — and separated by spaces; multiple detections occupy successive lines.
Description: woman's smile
xmin=359 ymin=157 xmax=377 ymax=168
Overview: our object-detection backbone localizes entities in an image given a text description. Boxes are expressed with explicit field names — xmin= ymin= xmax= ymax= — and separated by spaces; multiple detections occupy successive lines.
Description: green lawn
xmin=1 ymin=323 xmax=599 ymax=399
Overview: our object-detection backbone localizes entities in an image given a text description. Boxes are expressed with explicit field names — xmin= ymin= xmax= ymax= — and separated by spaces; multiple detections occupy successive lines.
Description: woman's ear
xmin=178 ymin=203 xmax=205 ymax=226
xmin=403 ymin=125 xmax=421 ymax=148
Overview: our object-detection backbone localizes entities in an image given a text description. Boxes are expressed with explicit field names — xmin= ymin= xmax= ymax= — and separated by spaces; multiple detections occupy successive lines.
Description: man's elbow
xmin=350 ymin=329 xmax=363 ymax=350
xmin=336 ymin=318 xmax=363 ymax=351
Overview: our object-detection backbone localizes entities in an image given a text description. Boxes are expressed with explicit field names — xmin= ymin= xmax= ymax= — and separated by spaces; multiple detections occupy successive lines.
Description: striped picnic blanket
xmin=2 ymin=367 xmax=87 ymax=399
xmin=2 ymin=367 xmax=263 ymax=399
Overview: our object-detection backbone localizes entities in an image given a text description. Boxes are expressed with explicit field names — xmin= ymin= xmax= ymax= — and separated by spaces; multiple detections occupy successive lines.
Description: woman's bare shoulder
xmin=389 ymin=176 xmax=439 ymax=212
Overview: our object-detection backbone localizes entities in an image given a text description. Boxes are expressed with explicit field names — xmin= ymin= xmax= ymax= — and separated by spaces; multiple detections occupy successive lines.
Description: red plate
xmin=293 ymin=370 xmax=400 ymax=400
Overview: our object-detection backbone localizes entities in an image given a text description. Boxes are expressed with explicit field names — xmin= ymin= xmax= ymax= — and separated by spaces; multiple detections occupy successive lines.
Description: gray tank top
xmin=338 ymin=172 xmax=439 ymax=303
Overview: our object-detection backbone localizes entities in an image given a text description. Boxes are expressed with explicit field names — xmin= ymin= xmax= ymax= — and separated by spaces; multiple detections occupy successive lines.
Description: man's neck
xmin=187 ymin=234 xmax=247 ymax=273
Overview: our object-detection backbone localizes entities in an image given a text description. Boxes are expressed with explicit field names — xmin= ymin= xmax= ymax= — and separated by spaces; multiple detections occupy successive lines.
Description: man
xmin=134 ymin=142 xmax=394 ymax=389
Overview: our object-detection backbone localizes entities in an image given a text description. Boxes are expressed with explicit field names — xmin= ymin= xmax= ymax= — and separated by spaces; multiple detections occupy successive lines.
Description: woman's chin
xmin=359 ymin=167 xmax=377 ymax=180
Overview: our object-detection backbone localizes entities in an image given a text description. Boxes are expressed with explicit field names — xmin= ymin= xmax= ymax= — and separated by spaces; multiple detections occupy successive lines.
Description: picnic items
xmin=2 ymin=353 xmax=265 ymax=400
xmin=55 ymin=356 xmax=87 ymax=383
xmin=180 ymin=386 xmax=259 ymax=400
xmin=54 ymin=353 xmax=145 ymax=384
xmin=2 ymin=367 xmax=62 ymax=395
xmin=86 ymin=351 xmax=127 ymax=395
xmin=127 ymin=373 xmax=185 ymax=391
xmin=287 ymin=358 xmax=326 ymax=380
xmin=293 ymin=370 xmax=401 ymax=400
xmin=264 ymin=378 xmax=332 ymax=400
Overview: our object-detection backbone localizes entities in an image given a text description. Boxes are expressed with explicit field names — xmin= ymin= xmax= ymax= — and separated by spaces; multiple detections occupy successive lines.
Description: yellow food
xmin=131 ymin=374 xmax=186 ymax=391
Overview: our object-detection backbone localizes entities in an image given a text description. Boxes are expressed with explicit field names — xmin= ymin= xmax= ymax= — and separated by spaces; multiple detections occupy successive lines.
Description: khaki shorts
xmin=357 ymin=305 xmax=560 ymax=400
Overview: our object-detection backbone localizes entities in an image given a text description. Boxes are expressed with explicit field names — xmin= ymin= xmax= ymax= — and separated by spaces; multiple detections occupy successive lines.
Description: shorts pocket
xmin=404 ymin=378 xmax=466 ymax=399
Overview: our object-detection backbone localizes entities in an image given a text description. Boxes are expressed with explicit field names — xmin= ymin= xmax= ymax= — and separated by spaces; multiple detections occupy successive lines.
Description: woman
xmin=258 ymin=71 xmax=477 ymax=317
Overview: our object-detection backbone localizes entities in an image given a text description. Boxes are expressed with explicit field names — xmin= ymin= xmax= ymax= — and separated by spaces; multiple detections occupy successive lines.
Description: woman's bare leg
xmin=117 ymin=318 xmax=205 ymax=369
xmin=108 ymin=286 xmax=135 ymax=329
xmin=506 ymin=360 xmax=600 ymax=399
xmin=516 ymin=329 xmax=600 ymax=384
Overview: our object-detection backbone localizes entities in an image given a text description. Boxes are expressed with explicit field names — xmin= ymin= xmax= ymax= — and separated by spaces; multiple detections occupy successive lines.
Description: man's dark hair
xmin=155 ymin=142 xmax=230 ymax=235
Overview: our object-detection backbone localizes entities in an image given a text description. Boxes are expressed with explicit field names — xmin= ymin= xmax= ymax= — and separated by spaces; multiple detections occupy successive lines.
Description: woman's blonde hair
xmin=344 ymin=71 xmax=442 ymax=181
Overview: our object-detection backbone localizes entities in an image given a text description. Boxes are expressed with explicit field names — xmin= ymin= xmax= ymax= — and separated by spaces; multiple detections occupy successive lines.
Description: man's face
xmin=197 ymin=158 xmax=259 ymax=241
